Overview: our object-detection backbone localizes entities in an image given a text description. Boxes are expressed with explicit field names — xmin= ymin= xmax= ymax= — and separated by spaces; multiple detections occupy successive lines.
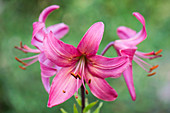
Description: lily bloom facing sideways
xmin=44 ymin=22 xmax=131 ymax=107
xmin=101 ymin=12 xmax=162 ymax=101
xmin=15 ymin=5 xmax=69 ymax=93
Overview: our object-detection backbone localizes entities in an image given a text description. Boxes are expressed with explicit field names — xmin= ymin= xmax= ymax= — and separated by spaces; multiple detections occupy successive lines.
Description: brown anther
xmin=15 ymin=57 xmax=27 ymax=65
xmin=77 ymin=74 xmax=81 ymax=80
xmin=63 ymin=90 xmax=66 ymax=93
xmin=19 ymin=65 xmax=26 ymax=70
xmin=155 ymin=49 xmax=162 ymax=55
xmin=75 ymin=96 xmax=78 ymax=99
xmin=20 ymin=41 xmax=23 ymax=48
xmin=71 ymin=72 xmax=77 ymax=79
xmin=88 ymin=79 xmax=91 ymax=84
xmin=147 ymin=72 xmax=156 ymax=76
xmin=85 ymin=90 xmax=89 ymax=94
xmin=149 ymin=65 xmax=159 ymax=72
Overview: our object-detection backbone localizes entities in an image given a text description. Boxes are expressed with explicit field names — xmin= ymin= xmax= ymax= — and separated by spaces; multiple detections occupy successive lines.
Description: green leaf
xmin=73 ymin=104 xmax=79 ymax=113
xmin=93 ymin=102 xmax=103 ymax=113
xmin=60 ymin=108 xmax=68 ymax=113
xmin=83 ymin=100 xmax=98 ymax=113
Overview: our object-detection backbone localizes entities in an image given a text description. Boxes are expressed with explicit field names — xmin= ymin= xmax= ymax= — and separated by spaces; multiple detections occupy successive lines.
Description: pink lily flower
xmin=101 ymin=12 xmax=162 ymax=101
xmin=43 ymin=22 xmax=130 ymax=107
xmin=15 ymin=5 xmax=69 ymax=93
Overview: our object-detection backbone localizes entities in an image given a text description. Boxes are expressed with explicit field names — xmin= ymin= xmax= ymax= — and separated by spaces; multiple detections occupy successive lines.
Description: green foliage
xmin=83 ymin=101 xmax=98 ymax=113
xmin=60 ymin=108 xmax=68 ymax=113
xmin=73 ymin=104 xmax=79 ymax=113
xmin=93 ymin=102 xmax=103 ymax=113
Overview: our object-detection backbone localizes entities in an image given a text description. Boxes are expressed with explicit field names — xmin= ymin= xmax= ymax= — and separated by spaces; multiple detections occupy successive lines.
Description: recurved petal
xmin=122 ymin=65 xmax=136 ymax=101
xmin=39 ymin=52 xmax=58 ymax=77
xmin=48 ymin=66 xmax=82 ymax=108
xmin=31 ymin=22 xmax=46 ymax=50
xmin=41 ymin=76 xmax=51 ymax=93
xmin=77 ymin=22 xmax=104 ymax=56
xmin=39 ymin=5 xmax=60 ymax=23
xmin=87 ymin=55 xmax=130 ymax=78
xmin=47 ymin=23 xmax=69 ymax=40
xmin=85 ymin=70 xmax=118 ymax=101
xmin=44 ymin=32 xmax=81 ymax=67
xmin=117 ymin=26 xmax=136 ymax=39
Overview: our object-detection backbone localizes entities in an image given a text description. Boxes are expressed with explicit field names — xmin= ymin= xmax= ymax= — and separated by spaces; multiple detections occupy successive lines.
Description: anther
xmin=75 ymin=95 xmax=78 ymax=99
xmin=147 ymin=72 xmax=156 ymax=76
xmin=155 ymin=49 xmax=162 ymax=55
xmin=19 ymin=65 xmax=26 ymax=70
xmin=85 ymin=90 xmax=89 ymax=94
xmin=88 ymin=79 xmax=91 ymax=84
xmin=15 ymin=57 xmax=27 ymax=65
xmin=20 ymin=41 xmax=23 ymax=48
xmin=149 ymin=65 xmax=159 ymax=72
xmin=77 ymin=74 xmax=81 ymax=80
xmin=63 ymin=90 xmax=66 ymax=93
xmin=71 ymin=72 xmax=77 ymax=79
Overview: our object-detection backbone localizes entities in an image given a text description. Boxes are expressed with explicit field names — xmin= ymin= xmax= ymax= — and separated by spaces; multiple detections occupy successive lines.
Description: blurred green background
xmin=0 ymin=0 xmax=170 ymax=113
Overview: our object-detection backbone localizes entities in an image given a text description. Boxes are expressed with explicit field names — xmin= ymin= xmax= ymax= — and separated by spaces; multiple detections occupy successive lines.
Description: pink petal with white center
xmin=41 ymin=76 xmax=51 ymax=93
xmin=44 ymin=32 xmax=81 ymax=67
xmin=87 ymin=55 xmax=130 ymax=78
xmin=39 ymin=5 xmax=60 ymax=23
xmin=85 ymin=70 xmax=118 ymax=101
xmin=47 ymin=23 xmax=69 ymax=40
xmin=48 ymin=65 xmax=82 ymax=108
xmin=77 ymin=22 xmax=104 ymax=56
xmin=117 ymin=26 xmax=136 ymax=39
xmin=39 ymin=52 xmax=58 ymax=77
xmin=31 ymin=22 xmax=46 ymax=50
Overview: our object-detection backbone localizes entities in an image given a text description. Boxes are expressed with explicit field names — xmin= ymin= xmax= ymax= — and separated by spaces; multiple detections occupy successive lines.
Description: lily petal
xmin=87 ymin=55 xmax=130 ymax=78
xmin=47 ymin=23 xmax=69 ymax=40
xmin=31 ymin=22 xmax=46 ymax=50
xmin=77 ymin=22 xmax=104 ymax=56
xmin=117 ymin=26 xmax=136 ymax=39
xmin=39 ymin=52 xmax=58 ymax=77
xmin=44 ymin=32 xmax=81 ymax=67
xmin=41 ymin=76 xmax=50 ymax=93
xmin=85 ymin=70 xmax=118 ymax=101
xmin=48 ymin=66 xmax=82 ymax=107
xmin=39 ymin=5 xmax=60 ymax=23
xmin=122 ymin=65 xmax=136 ymax=101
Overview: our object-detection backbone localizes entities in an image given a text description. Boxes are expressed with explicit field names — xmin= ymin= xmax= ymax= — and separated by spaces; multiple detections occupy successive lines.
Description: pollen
xmin=19 ymin=65 xmax=26 ymax=70
xmin=149 ymin=65 xmax=159 ymax=72
xmin=155 ymin=49 xmax=162 ymax=55
xmin=71 ymin=72 xmax=77 ymax=79
xmin=63 ymin=90 xmax=66 ymax=93
xmin=15 ymin=57 xmax=27 ymax=66
xmin=85 ymin=90 xmax=89 ymax=94
xmin=77 ymin=74 xmax=81 ymax=80
xmin=147 ymin=72 xmax=156 ymax=76
xmin=75 ymin=95 xmax=78 ymax=99
xmin=88 ymin=79 xmax=91 ymax=84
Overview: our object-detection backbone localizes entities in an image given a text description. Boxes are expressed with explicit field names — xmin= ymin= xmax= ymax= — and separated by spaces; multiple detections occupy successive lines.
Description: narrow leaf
xmin=74 ymin=94 xmax=81 ymax=107
xmin=83 ymin=100 xmax=98 ymax=113
xmin=60 ymin=108 xmax=68 ymax=113
xmin=73 ymin=104 xmax=79 ymax=113
xmin=93 ymin=102 xmax=103 ymax=113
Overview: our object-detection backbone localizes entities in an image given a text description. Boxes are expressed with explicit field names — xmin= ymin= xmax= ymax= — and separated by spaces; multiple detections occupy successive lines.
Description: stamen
xmin=15 ymin=57 xmax=27 ymax=66
xmin=63 ymin=90 xmax=66 ymax=93
xmin=147 ymin=72 xmax=156 ymax=76
xmin=85 ymin=90 xmax=89 ymax=94
xmin=88 ymin=79 xmax=91 ymax=84
xmin=14 ymin=46 xmax=28 ymax=53
xmin=154 ymin=49 xmax=162 ymax=55
xmin=77 ymin=74 xmax=81 ymax=80
xmin=71 ymin=72 xmax=77 ymax=79
xmin=149 ymin=65 xmax=159 ymax=72
xmin=20 ymin=41 xmax=23 ymax=48
xmin=19 ymin=65 xmax=26 ymax=70
xmin=75 ymin=95 xmax=78 ymax=99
